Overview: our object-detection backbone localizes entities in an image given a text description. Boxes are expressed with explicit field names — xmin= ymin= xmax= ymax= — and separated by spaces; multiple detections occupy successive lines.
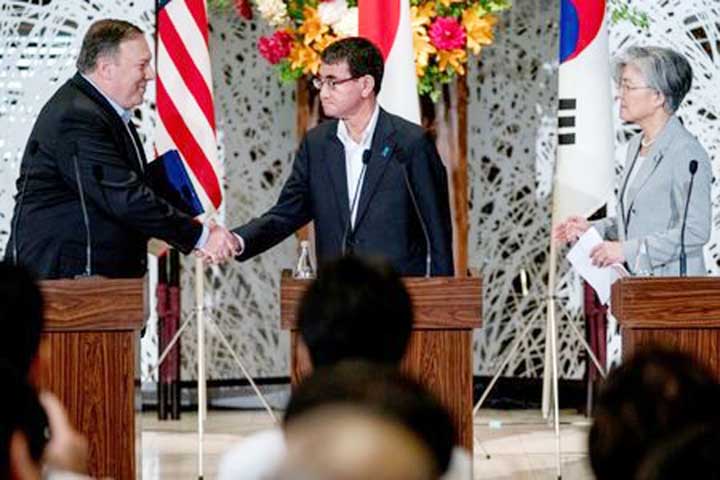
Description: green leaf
xmin=608 ymin=0 xmax=651 ymax=29
xmin=278 ymin=60 xmax=304 ymax=83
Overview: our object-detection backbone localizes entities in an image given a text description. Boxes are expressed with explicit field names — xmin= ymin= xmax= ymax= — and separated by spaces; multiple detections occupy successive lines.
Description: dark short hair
xmin=589 ymin=347 xmax=720 ymax=480
xmin=0 ymin=362 xmax=49 ymax=474
xmin=284 ymin=360 xmax=455 ymax=474
xmin=636 ymin=424 xmax=720 ymax=480
xmin=298 ymin=255 xmax=413 ymax=368
xmin=321 ymin=37 xmax=384 ymax=95
xmin=0 ymin=262 xmax=44 ymax=376
xmin=76 ymin=19 xmax=144 ymax=73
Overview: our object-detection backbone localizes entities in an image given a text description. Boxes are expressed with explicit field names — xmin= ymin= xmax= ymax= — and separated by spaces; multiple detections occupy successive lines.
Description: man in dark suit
xmin=232 ymin=37 xmax=453 ymax=276
xmin=4 ymin=19 xmax=238 ymax=279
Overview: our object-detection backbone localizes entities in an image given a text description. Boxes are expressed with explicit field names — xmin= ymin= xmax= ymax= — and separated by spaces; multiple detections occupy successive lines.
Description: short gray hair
xmin=76 ymin=19 xmax=144 ymax=73
xmin=612 ymin=46 xmax=693 ymax=114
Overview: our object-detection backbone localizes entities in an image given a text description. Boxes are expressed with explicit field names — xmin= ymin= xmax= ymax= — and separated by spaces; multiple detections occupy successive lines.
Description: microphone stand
xmin=679 ymin=160 xmax=698 ymax=276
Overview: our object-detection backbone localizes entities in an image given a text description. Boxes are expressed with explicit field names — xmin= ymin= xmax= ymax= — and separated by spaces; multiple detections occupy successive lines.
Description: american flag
xmin=155 ymin=0 xmax=222 ymax=214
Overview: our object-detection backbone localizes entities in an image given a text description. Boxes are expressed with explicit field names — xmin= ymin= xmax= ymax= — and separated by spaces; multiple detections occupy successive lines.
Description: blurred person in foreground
xmin=296 ymin=254 xmax=413 ymax=372
xmin=635 ymin=423 xmax=720 ymax=480
xmin=0 ymin=364 xmax=47 ymax=480
xmin=588 ymin=346 xmax=720 ymax=480
xmin=274 ymin=405 xmax=437 ymax=480
xmin=219 ymin=361 xmax=460 ymax=480
xmin=554 ymin=46 xmax=711 ymax=276
xmin=0 ymin=262 xmax=89 ymax=478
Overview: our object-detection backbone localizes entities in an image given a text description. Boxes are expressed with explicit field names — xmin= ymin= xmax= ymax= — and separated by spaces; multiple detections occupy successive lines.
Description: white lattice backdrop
xmin=1 ymin=1 xmax=718 ymax=382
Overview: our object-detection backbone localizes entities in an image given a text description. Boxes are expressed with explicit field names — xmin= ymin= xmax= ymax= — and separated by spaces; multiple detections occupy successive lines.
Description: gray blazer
xmin=593 ymin=116 xmax=712 ymax=276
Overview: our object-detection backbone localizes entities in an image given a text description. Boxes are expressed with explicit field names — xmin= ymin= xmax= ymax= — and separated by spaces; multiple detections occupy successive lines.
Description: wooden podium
xmin=611 ymin=277 xmax=720 ymax=379
xmin=280 ymin=273 xmax=482 ymax=450
xmin=39 ymin=278 xmax=145 ymax=479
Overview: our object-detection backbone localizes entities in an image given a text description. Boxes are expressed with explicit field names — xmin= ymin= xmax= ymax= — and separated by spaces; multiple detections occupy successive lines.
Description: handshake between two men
xmin=194 ymin=221 xmax=243 ymax=265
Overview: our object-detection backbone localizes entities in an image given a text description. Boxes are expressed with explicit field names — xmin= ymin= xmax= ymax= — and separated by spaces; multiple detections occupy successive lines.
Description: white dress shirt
xmin=336 ymin=104 xmax=380 ymax=227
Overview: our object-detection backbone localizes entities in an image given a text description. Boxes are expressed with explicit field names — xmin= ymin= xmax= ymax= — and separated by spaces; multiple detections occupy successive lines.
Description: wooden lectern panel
xmin=39 ymin=278 xmax=144 ymax=480
xmin=611 ymin=277 xmax=720 ymax=379
xmin=402 ymin=330 xmax=474 ymax=449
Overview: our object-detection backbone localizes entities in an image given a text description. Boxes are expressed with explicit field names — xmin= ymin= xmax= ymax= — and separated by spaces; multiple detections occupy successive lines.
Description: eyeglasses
xmin=311 ymin=76 xmax=359 ymax=91
xmin=615 ymin=82 xmax=655 ymax=94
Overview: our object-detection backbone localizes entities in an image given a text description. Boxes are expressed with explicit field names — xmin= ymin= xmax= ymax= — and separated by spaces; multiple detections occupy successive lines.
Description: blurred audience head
xmin=0 ymin=261 xmax=45 ymax=379
xmin=276 ymin=406 xmax=437 ymax=480
xmin=589 ymin=346 xmax=720 ymax=480
xmin=298 ymin=255 xmax=413 ymax=368
xmin=0 ymin=363 xmax=48 ymax=480
xmin=284 ymin=360 xmax=454 ymax=475
xmin=635 ymin=423 xmax=720 ymax=480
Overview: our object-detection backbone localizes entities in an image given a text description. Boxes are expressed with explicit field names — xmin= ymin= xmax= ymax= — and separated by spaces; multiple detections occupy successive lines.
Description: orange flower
xmin=289 ymin=41 xmax=321 ymax=75
xmin=313 ymin=33 xmax=339 ymax=53
xmin=411 ymin=3 xmax=436 ymax=30
xmin=297 ymin=6 xmax=329 ymax=46
xmin=437 ymin=48 xmax=467 ymax=75
xmin=463 ymin=9 xmax=497 ymax=55
xmin=413 ymin=29 xmax=436 ymax=77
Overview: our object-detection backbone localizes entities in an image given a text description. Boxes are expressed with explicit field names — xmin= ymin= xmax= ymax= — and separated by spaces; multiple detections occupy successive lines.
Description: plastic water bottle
xmin=633 ymin=239 xmax=653 ymax=277
xmin=293 ymin=240 xmax=315 ymax=279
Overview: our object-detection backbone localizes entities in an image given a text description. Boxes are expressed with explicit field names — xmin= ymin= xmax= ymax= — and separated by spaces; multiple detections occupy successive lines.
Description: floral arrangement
xmin=209 ymin=0 xmax=649 ymax=99
xmin=209 ymin=0 xmax=509 ymax=100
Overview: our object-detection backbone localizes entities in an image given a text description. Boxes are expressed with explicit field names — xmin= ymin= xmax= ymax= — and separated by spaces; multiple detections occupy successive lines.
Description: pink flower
xmin=258 ymin=30 xmax=294 ymax=64
xmin=428 ymin=16 xmax=467 ymax=51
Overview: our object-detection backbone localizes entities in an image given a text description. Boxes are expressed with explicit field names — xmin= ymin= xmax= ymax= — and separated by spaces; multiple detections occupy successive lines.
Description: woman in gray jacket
xmin=554 ymin=46 xmax=712 ymax=276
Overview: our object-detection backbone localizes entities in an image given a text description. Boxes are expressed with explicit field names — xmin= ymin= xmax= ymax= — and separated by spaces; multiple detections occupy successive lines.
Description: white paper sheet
xmin=566 ymin=228 xmax=628 ymax=304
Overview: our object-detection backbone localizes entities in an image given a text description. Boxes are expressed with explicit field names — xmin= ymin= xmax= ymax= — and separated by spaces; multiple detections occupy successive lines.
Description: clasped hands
xmin=195 ymin=220 xmax=242 ymax=265
xmin=552 ymin=215 xmax=625 ymax=268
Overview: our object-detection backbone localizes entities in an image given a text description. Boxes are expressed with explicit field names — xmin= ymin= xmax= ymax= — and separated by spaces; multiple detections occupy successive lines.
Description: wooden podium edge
xmin=40 ymin=277 xmax=145 ymax=332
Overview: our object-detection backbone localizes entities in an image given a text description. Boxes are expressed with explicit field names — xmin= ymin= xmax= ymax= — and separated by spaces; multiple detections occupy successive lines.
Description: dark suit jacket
xmin=4 ymin=73 xmax=202 ymax=279
xmin=234 ymin=108 xmax=454 ymax=276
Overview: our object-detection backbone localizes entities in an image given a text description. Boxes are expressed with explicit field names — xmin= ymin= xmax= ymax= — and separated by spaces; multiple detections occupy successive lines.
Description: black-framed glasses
xmin=311 ymin=75 xmax=359 ymax=90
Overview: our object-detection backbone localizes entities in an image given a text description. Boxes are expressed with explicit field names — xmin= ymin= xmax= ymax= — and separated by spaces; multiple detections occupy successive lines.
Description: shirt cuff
xmin=234 ymin=233 xmax=245 ymax=256
xmin=194 ymin=225 xmax=210 ymax=249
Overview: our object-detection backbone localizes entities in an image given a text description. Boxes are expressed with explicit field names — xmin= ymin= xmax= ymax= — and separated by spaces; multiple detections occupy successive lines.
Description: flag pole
xmin=546 ymin=229 xmax=563 ymax=479
xmin=195 ymin=256 xmax=205 ymax=480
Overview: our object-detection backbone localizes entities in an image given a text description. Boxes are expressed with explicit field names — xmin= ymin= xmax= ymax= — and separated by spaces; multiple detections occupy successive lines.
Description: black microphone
xmin=397 ymin=151 xmax=432 ymax=277
xmin=12 ymin=140 xmax=40 ymax=265
xmin=341 ymin=149 xmax=371 ymax=255
xmin=71 ymin=142 xmax=93 ymax=277
xmin=679 ymin=159 xmax=698 ymax=277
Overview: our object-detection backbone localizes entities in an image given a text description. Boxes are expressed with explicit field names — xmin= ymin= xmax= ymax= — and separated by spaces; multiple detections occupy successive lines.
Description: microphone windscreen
xmin=689 ymin=160 xmax=698 ymax=174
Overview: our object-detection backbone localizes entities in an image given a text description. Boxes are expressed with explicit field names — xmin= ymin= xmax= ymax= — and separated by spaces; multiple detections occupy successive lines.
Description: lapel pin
xmin=382 ymin=145 xmax=391 ymax=157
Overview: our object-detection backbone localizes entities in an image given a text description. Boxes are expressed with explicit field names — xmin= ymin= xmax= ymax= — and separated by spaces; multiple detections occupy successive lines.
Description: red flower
xmin=234 ymin=0 xmax=253 ymax=20
xmin=258 ymin=30 xmax=294 ymax=65
xmin=428 ymin=16 xmax=467 ymax=51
